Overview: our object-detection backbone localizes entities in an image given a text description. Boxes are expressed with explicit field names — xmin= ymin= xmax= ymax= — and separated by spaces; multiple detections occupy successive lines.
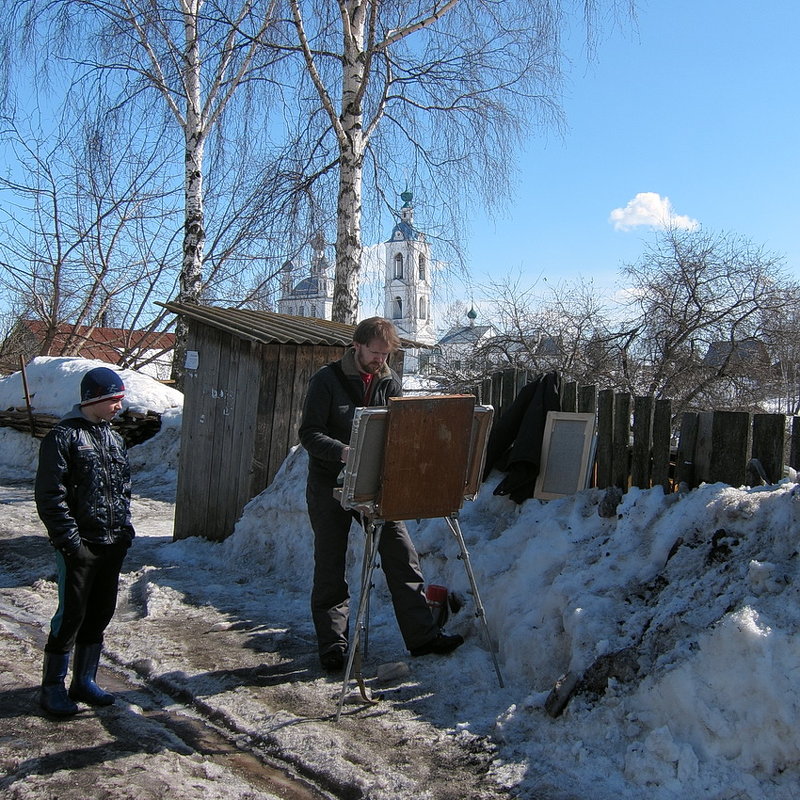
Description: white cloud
xmin=609 ymin=192 xmax=699 ymax=232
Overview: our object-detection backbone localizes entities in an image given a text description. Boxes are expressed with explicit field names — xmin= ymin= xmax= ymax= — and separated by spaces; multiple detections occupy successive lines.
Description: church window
xmin=418 ymin=255 xmax=426 ymax=281
xmin=419 ymin=297 xmax=427 ymax=319
xmin=299 ymin=305 xmax=305 ymax=316
xmin=393 ymin=296 xmax=402 ymax=319
xmin=394 ymin=253 xmax=404 ymax=280
xmin=310 ymin=304 xmax=317 ymax=318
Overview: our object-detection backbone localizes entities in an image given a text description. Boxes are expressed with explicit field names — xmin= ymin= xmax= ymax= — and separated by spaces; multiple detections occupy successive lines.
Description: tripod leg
xmin=336 ymin=520 xmax=384 ymax=721
xmin=444 ymin=515 xmax=505 ymax=688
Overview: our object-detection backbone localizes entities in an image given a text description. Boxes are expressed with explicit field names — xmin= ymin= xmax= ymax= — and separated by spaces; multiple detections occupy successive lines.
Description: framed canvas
xmin=533 ymin=411 xmax=597 ymax=500
xmin=338 ymin=407 xmax=388 ymax=514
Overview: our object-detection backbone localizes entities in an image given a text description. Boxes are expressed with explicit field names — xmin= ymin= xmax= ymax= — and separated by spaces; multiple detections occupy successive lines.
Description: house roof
xmin=438 ymin=324 xmax=495 ymax=347
xmin=17 ymin=320 xmax=175 ymax=362
xmin=159 ymin=302 xmax=429 ymax=348
xmin=704 ymin=339 xmax=771 ymax=369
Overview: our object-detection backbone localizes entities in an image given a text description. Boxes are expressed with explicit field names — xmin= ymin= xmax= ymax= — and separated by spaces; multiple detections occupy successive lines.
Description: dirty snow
xmin=2 ymin=357 xmax=800 ymax=799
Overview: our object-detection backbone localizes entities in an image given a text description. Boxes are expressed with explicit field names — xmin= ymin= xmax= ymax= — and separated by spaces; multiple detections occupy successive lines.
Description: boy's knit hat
xmin=80 ymin=367 xmax=126 ymax=407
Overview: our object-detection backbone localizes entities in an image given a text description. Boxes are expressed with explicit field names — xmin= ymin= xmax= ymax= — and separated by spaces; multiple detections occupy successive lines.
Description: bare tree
xmin=0 ymin=115 xmax=181 ymax=368
xmin=617 ymin=226 xmax=800 ymax=414
xmin=4 ymin=0 xmax=290 ymax=384
xmin=287 ymin=0 xmax=626 ymax=323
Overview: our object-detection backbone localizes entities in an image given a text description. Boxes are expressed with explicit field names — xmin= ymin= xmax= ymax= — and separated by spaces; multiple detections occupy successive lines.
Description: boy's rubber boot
xmin=40 ymin=652 xmax=79 ymax=716
xmin=69 ymin=643 xmax=114 ymax=706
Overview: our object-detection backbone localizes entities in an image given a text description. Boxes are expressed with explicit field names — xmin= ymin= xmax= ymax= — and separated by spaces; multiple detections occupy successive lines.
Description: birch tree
xmin=4 ymin=0 xmax=286 ymax=383
xmin=288 ymin=0 xmax=604 ymax=323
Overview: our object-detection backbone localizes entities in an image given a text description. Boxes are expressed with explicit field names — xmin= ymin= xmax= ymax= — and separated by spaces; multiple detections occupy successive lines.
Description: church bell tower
xmin=383 ymin=191 xmax=436 ymax=359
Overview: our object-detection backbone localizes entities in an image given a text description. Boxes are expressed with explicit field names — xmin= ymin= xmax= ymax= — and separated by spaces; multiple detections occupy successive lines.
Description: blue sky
xmin=458 ymin=0 xmax=800 ymax=304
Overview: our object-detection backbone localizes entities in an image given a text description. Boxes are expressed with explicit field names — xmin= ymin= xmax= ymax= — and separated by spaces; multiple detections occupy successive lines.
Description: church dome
xmin=291 ymin=276 xmax=323 ymax=297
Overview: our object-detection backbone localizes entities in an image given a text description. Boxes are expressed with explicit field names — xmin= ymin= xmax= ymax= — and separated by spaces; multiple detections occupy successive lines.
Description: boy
xmin=35 ymin=366 xmax=135 ymax=716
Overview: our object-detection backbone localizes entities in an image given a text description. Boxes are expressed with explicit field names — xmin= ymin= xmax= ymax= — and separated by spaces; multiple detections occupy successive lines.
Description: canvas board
xmin=533 ymin=411 xmax=597 ymax=500
xmin=338 ymin=407 xmax=388 ymax=514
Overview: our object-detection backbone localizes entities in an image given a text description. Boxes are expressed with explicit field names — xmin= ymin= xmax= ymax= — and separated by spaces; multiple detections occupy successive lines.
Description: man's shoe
xmin=320 ymin=650 xmax=345 ymax=673
xmin=410 ymin=632 xmax=464 ymax=658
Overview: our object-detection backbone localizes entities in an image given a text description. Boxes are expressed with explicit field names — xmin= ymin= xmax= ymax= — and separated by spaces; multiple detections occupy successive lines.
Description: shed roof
xmin=159 ymin=302 xmax=428 ymax=348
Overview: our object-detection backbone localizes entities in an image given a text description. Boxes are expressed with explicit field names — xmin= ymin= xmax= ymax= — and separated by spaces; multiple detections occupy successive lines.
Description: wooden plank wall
xmin=470 ymin=367 xmax=800 ymax=493
xmin=174 ymin=319 xmax=346 ymax=542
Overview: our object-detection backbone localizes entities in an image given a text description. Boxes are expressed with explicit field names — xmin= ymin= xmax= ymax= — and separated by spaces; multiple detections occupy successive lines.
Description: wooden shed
xmin=160 ymin=303 xmax=406 ymax=542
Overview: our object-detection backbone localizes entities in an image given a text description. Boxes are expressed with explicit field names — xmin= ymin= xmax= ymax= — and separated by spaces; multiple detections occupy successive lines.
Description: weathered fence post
xmin=631 ymin=395 xmax=654 ymax=489
xmin=596 ymin=389 xmax=615 ymax=488
xmin=651 ymin=399 xmax=673 ymax=492
xmin=676 ymin=412 xmax=698 ymax=489
xmin=751 ymin=413 xmax=786 ymax=483
xmin=708 ymin=411 xmax=751 ymax=486
xmin=612 ymin=392 xmax=632 ymax=490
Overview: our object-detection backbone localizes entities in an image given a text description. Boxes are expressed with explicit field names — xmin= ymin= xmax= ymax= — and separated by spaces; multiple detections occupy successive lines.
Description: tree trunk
xmin=172 ymin=6 xmax=206 ymax=388
xmin=330 ymin=1 xmax=367 ymax=325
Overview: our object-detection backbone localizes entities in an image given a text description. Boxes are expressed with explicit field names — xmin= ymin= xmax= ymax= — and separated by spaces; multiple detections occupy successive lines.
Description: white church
xmin=278 ymin=191 xmax=440 ymax=373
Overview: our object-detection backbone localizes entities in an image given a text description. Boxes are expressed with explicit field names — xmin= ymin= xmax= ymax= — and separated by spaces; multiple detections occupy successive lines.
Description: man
xmin=35 ymin=366 xmax=135 ymax=715
xmin=299 ymin=317 xmax=463 ymax=672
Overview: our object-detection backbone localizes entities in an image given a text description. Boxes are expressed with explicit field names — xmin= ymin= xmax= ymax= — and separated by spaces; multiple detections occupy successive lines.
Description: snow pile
xmin=229 ymin=450 xmax=800 ymax=798
xmin=0 ymin=357 xmax=182 ymax=492
xmin=0 ymin=356 xmax=183 ymax=417
xmin=4 ymin=356 xmax=800 ymax=797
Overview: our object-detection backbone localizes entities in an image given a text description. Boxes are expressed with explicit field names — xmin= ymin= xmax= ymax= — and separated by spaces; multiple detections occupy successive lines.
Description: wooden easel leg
xmin=444 ymin=515 xmax=505 ymax=688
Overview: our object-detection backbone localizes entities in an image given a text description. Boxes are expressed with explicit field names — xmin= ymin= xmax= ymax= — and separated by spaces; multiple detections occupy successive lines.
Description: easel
xmin=334 ymin=396 xmax=503 ymax=721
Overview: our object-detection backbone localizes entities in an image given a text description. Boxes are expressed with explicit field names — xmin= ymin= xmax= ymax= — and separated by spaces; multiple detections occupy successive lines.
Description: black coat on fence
xmin=482 ymin=371 xmax=561 ymax=503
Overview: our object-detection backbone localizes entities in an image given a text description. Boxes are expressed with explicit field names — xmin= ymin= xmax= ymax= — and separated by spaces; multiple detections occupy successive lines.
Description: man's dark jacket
xmin=299 ymin=348 xmax=402 ymax=486
xmin=482 ymin=371 xmax=561 ymax=503
xmin=35 ymin=405 xmax=135 ymax=555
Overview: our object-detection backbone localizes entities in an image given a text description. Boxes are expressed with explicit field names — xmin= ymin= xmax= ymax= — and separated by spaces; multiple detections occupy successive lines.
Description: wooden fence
xmin=470 ymin=368 xmax=800 ymax=492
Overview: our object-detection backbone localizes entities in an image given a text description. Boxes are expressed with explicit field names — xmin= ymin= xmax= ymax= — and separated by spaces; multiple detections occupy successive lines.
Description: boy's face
xmin=82 ymin=397 xmax=124 ymax=424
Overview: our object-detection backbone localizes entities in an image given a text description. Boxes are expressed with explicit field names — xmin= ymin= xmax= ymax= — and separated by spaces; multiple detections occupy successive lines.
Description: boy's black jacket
xmin=35 ymin=406 xmax=135 ymax=554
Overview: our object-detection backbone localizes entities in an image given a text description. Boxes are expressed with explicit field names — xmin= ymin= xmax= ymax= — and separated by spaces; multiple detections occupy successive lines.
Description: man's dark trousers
xmin=307 ymin=481 xmax=437 ymax=657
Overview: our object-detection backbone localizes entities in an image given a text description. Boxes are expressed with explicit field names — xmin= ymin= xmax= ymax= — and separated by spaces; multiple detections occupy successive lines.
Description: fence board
xmin=694 ymin=412 xmax=714 ymax=485
xmin=709 ymin=411 xmax=750 ymax=486
xmin=631 ymin=395 xmax=654 ymax=489
xmin=578 ymin=385 xmax=598 ymax=414
xmin=500 ymin=368 xmax=518 ymax=419
xmin=792 ymin=417 xmax=800 ymax=472
xmin=751 ymin=413 xmax=785 ymax=483
xmin=561 ymin=382 xmax=577 ymax=412
xmin=612 ymin=393 xmax=631 ymax=490
xmin=675 ymin=413 xmax=698 ymax=488
xmin=651 ymin=399 xmax=673 ymax=492
xmin=596 ymin=389 xmax=614 ymax=488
